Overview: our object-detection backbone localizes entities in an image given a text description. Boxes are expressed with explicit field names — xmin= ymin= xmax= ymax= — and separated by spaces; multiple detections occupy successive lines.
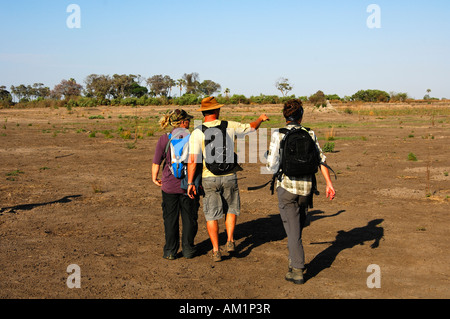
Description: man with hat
xmin=187 ymin=97 xmax=269 ymax=262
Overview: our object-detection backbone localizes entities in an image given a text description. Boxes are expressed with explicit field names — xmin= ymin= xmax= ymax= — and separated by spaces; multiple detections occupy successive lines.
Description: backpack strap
xmin=201 ymin=121 xmax=228 ymax=134
xmin=164 ymin=129 xmax=188 ymax=154
xmin=319 ymin=162 xmax=338 ymax=180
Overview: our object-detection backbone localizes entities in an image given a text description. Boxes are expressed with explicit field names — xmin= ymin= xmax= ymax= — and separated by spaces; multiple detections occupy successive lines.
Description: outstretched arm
xmin=250 ymin=114 xmax=270 ymax=131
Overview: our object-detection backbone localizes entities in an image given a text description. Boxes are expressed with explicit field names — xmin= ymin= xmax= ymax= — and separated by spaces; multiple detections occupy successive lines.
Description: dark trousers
xmin=161 ymin=191 xmax=199 ymax=258
xmin=277 ymin=187 xmax=309 ymax=269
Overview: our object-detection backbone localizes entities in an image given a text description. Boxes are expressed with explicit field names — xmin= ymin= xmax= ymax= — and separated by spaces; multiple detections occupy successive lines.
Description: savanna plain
xmin=0 ymin=101 xmax=449 ymax=299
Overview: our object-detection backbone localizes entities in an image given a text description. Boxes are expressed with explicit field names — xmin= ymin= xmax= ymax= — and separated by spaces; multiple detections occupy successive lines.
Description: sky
xmin=1 ymin=0 xmax=449 ymax=99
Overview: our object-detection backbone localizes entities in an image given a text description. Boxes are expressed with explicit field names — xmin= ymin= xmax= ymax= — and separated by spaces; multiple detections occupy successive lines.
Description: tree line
xmin=0 ymin=73 xmax=442 ymax=108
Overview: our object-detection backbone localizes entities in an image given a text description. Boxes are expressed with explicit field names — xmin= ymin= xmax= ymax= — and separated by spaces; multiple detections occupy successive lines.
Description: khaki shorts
xmin=202 ymin=174 xmax=241 ymax=221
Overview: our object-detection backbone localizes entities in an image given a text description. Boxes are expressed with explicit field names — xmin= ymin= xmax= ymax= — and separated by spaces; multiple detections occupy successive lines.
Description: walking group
xmin=152 ymin=97 xmax=336 ymax=285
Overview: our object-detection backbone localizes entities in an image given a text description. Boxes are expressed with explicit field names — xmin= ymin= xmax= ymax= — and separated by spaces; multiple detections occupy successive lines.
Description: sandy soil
xmin=0 ymin=103 xmax=449 ymax=300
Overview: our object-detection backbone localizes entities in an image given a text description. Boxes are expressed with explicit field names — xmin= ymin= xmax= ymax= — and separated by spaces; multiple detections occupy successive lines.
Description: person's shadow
xmin=304 ymin=219 xmax=384 ymax=282
xmin=194 ymin=209 xmax=347 ymax=260
xmin=0 ymin=195 xmax=82 ymax=215
xmin=194 ymin=214 xmax=286 ymax=259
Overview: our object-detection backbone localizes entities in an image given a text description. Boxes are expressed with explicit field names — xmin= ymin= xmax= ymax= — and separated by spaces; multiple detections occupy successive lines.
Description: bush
xmin=309 ymin=90 xmax=327 ymax=107
xmin=323 ymin=142 xmax=335 ymax=153
xmin=326 ymin=94 xmax=341 ymax=101
xmin=352 ymin=90 xmax=390 ymax=102
xmin=390 ymin=92 xmax=409 ymax=102
xmin=249 ymin=94 xmax=280 ymax=104
xmin=228 ymin=94 xmax=249 ymax=105
xmin=408 ymin=152 xmax=417 ymax=161
xmin=173 ymin=94 xmax=201 ymax=106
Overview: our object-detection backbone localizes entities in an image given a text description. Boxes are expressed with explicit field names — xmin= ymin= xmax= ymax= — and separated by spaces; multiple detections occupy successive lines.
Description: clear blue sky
xmin=1 ymin=0 xmax=449 ymax=99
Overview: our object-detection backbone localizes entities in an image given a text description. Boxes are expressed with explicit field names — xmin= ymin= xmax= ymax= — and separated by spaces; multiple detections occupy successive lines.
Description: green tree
xmin=0 ymin=85 xmax=13 ymax=106
xmin=183 ymin=72 xmax=200 ymax=94
xmin=129 ymin=82 xmax=148 ymax=98
xmin=84 ymin=74 xmax=113 ymax=99
xmin=52 ymin=79 xmax=82 ymax=100
xmin=309 ymin=90 xmax=327 ymax=107
xmin=351 ymin=89 xmax=390 ymax=102
xmin=147 ymin=75 xmax=175 ymax=97
xmin=198 ymin=80 xmax=221 ymax=96
xmin=275 ymin=77 xmax=293 ymax=97
xmin=176 ymin=79 xmax=186 ymax=97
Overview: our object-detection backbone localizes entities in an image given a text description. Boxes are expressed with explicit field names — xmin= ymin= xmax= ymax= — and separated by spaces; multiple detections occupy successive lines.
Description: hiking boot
xmin=285 ymin=268 xmax=305 ymax=285
xmin=163 ymin=254 xmax=176 ymax=261
xmin=212 ymin=250 xmax=222 ymax=262
xmin=226 ymin=241 xmax=235 ymax=253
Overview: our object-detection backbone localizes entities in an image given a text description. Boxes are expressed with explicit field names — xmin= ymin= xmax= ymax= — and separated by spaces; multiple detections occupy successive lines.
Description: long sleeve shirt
xmin=266 ymin=124 xmax=326 ymax=196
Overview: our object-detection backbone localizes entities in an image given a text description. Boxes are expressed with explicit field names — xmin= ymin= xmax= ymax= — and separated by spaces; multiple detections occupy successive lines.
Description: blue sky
xmin=1 ymin=0 xmax=449 ymax=99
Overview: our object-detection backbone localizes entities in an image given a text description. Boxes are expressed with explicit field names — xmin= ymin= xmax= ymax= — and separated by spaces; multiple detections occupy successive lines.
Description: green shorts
xmin=202 ymin=174 xmax=241 ymax=222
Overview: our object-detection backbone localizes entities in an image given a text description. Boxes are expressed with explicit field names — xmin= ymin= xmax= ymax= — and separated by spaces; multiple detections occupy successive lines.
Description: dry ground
xmin=0 ymin=102 xmax=449 ymax=299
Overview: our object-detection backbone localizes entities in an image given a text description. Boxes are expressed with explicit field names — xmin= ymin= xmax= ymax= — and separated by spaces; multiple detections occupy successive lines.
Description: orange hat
xmin=197 ymin=96 xmax=224 ymax=112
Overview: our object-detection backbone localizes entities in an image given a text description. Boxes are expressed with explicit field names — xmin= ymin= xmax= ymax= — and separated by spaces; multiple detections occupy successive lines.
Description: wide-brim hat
xmin=197 ymin=97 xmax=224 ymax=112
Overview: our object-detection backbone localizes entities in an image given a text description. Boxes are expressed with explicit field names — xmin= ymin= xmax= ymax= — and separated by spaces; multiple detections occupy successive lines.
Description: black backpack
xmin=248 ymin=126 xmax=336 ymax=197
xmin=278 ymin=126 xmax=320 ymax=178
xmin=201 ymin=121 xmax=238 ymax=175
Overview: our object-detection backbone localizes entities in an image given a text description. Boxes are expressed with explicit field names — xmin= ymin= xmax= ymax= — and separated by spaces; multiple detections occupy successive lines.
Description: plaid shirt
xmin=266 ymin=124 xmax=326 ymax=196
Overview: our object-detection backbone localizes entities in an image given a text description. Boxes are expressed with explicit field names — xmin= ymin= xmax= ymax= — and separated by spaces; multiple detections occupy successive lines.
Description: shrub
xmin=351 ymin=89 xmax=390 ymax=102
xmin=408 ymin=152 xmax=417 ymax=161
xmin=326 ymin=94 xmax=341 ymax=101
xmin=174 ymin=94 xmax=201 ymax=106
xmin=322 ymin=142 xmax=335 ymax=153
xmin=309 ymin=90 xmax=327 ymax=107
xmin=228 ymin=94 xmax=249 ymax=105
xmin=89 ymin=115 xmax=105 ymax=120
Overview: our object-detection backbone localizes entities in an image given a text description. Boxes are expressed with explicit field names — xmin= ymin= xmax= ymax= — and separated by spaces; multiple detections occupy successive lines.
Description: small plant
xmin=89 ymin=115 xmax=105 ymax=120
xmin=89 ymin=131 xmax=96 ymax=138
xmin=6 ymin=170 xmax=24 ymax=176
xmin=323 ymin=142 xmax=335 ymax=153
xmin=408 ymin=152 xmax=417 ymax=161
xmin=120 ymin=130 xmax=132 ymax=140
xmin=91 ymin=183 xmax=103 ymax=194
xmin=344 ymin=108 xmax=353 ymax=114
xmin=126 ymin=142 xmax=136 ymax=149
xmin=325 ymin=128 xmax=335 ymax=141
xmin=102 ymin=130 xmax=113 ymax=138
xmin=6 ymin=170 xmax=24 ymax=181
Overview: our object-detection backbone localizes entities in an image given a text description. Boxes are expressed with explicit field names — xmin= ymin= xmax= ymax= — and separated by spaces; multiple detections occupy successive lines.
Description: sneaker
xmin=226 ymin=241 xmax=235 ymax=253
xmin=212 ymin=250 xmax=222 ymax=262
xmin=285 ymin=268 xmax=305 ymax=285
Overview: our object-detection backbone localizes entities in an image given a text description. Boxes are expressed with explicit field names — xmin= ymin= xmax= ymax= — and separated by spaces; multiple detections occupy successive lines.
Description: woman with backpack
xmin=152 ymin=109 xmax=201 ymax=260
xmin=266 ymin=99 xmax=336 ymax=284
